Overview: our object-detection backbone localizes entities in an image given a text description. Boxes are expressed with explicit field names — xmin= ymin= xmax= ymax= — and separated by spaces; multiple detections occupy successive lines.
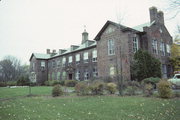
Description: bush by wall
xmin=52 ymin=84 xmax=63 ymax=97
xmin=106 ymin=82 xmax=117 ymax=94
xmin=89 ymin=81 xmax=105 ymax=95
xmin=75 ymin=82 xmax=89 ymax=96
xmin=144 ymin=83 xmax=153 ymax=97
xmin=45 ymin=80 xmax=64 ymax=86
xmin=157 ymin=80 xmax=172 ymax=98
xmin=65 ymin=80 xmax=77 ymax=87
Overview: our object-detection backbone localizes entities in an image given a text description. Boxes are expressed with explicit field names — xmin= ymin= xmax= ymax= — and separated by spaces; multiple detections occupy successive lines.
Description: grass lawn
xmin=0 ymin=87 xmax=180 ymax=120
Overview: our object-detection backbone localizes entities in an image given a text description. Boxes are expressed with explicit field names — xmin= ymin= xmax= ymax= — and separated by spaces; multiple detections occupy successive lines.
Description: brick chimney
xmin=46 ymin=49 xmax=50 ymax=54
xmin=52 ymin=49 xmax=56 ymax=53
xmin=149 ymin=6 xmax=158 ymax=23
xmin=149 ymin=6 xmax=164 ymax=24
xmin=157 ymin=11 xmax=164 ymax=24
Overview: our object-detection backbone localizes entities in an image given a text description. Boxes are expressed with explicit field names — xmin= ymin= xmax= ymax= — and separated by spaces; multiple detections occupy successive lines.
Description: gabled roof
xmin=94 ymin=20 xmax=155 ymax=41
xmin=94 ymin=20 xmax=128 ymax=40
xmin=29 ymin=53 xmax=51 ymax=61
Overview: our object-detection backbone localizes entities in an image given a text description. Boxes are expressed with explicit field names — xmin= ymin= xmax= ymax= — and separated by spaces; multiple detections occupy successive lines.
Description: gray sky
xmin=0 ymin=0 xmax=179 ymax=64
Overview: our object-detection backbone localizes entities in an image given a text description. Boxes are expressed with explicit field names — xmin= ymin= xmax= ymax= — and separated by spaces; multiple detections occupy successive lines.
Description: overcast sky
xmin=0 ymin=0 xmax=179 ymax=64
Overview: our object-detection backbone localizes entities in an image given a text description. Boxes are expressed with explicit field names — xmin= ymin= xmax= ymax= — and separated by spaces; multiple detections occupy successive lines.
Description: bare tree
xmin=0 ymin=56 xmax=29 ymax=82
xmin=167 ymin=0 xmax=180 ymax=18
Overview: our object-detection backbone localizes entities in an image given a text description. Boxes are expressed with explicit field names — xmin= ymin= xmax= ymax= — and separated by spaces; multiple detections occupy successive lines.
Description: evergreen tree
xmin=131 ymin=49 xmax=161 ymax=81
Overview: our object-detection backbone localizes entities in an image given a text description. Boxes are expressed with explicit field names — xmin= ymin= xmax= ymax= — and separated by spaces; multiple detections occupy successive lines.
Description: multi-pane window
xmin=62 ymin=57 xmax=66 ymax=67
xmin=48 ymin=73 xmax=51 ymax=80
xmin=108 ymin=39 xmax=115 ymax=55
xmin=83 ymin=52 xmax=89 ymax=63
xmin=133 ymin=37 xmax=138 ymax=53
xmin=75 ymin=70 xmax=80 ymax=80
xmin=52 ymin=60 xmax=56 ymax=68
xmin=152 ymin=39 xmax=158 ymax=54
xmin=166 ymin=44 xmax=171 ymax=56
xmin=76 ymin=54 xmax=80 ymax=64
xmin=69 ymin=56 xmax=72 ymax=63
xmin=160 ymin=42 xmax=165 ymax=56
xmin=93 ymin=67 xmax=98 ymax=77
xmin=84 ymin=69 xmax=89 ymax=80
xmin=92 ymin=50 xmax=97 ymax=62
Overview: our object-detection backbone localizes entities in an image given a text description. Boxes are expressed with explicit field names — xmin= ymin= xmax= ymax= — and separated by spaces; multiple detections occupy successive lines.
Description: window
xmin=108 ymin=39 xmax=115 ymax=55
xmin=52 ymin=60 xmax=56 ymax=68
xmin=75 ymin=70 xmax=80 ymax=80
xmin=48 ymin=73 xmax=50 ymax=80
xmin=62 ymin=57 xmax=66 ymax=67
xmin=52 ymin=72 xmax=55 ymax=80
xmin=93 ymin=67 xmax=98 ymax=77
xmin=32 ymin=63 xmax=35 ymax=71
xmin=76 ymin=54 xmax=80 ymax=64
xmin=133 ymin=37 xmax=138 ymax=53
xmin=166 ymin=44 xmax=171 ymax=56
xmin=62 ymin=71 xmax=66 ymax=80
xmin=41 ymin=61 xmax=45 ymax=67
xmin=83 ymin=52 xmax=88 ymax=63
xmin=92 ymin=50 xmax=97 ymax=62
xmin=69 ymin=56 xmax=72 ymax=63
xmin=162 ymin=64 xmax=167 ymax=78
xmin=57 ymin=59 xmax=61 ymax=67
xmin=84 ymin=69 xmax=89 ymax=80
xmin=57 ymin=72 xmax=60 ymax=80
xmin=152 ymin=39 xmax=158 ymax=54
xmin=110 ymin=66 xmax=116 ymax=76
xmin=160 ymin=42 xmax=165 ymax=56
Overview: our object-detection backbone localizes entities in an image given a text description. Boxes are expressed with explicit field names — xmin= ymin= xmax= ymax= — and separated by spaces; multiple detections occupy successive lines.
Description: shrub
xmin=124 ymin=86 xmax=138 ymax=96
xmin=65 ymin=80 xmax=77 ymax=87
xmin=0 ymin=82 xmax=6 ymax=87
xmin=144 ymin=83 xmax=153 ymax=97
xmin=7 ymin=81 xmax=17 ymax=86
xmin=45 ymin=80 xmax=61 ymax=86
xmin=143 ymin=77 xmax=160 ymax=84
xmin=59 ymin=80 xmax=65 ymax=86
xmin=89 ymin=81 xmax=104 ymax=95
xmin=17 ymin=76 xmax=29 ymax=86
xmin=157 ymin=80 xmax=172 ymax=98
xmin=52 ymin=84 xmax=63 ymax=97
xmin=106 ymin=82 xmax=117 ymax=94
xmin=143 ymin=77 xmax=160 ymax=89
xmin=75 ymin=82 xmax=89 ymax=96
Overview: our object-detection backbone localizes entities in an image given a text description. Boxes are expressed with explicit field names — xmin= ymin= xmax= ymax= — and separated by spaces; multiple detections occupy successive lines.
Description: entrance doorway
xmin=68 ymin=74 xmax=73 ymax=80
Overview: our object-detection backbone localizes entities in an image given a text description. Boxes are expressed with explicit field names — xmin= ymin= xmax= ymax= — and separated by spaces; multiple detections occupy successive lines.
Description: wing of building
xmin=29 ymin=7 xmax=173 ymax=85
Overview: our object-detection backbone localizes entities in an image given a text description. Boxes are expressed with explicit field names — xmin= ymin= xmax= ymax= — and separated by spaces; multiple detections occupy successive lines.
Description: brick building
xmin=29 ymin=7 xmax=173 ymax=84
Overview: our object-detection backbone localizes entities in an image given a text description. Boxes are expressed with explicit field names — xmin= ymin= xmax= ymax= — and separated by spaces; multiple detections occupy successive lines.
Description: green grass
xmin=0 ymin=87 xmax=180 ymax=120
xmin=0 ymin=86 xmax=53 ymax=99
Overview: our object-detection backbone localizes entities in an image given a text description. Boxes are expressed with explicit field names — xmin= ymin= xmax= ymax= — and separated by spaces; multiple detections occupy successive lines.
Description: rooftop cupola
xmin=81 ymin=25 xmax=89 ymax=44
